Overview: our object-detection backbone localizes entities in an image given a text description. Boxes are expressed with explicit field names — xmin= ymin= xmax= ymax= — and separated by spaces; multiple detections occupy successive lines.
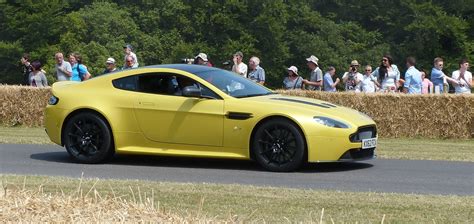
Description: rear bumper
xmin=44 ymin=106 xmax=66 ymax=145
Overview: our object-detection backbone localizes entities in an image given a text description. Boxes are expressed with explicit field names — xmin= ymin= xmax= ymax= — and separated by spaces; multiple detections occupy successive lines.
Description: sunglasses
xmin=365 ymin=69 xmax=372 ymax=71
xmin=126 ymin=60 xmax=133 ymax=63
xmin=381 ymin=59 xmax=388 ymax=62
xmin=438 ymin=64 xmax=444 ymax=66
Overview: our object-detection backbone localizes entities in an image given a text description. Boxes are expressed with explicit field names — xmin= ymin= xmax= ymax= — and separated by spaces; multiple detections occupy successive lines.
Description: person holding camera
xmin=194 ymin=53 xmax=213 ymax=67
xmin=231 ymin=51 xmax=248 ymax=78
xmin=303 ymin=55 xmax=323 ymax=90
xmin=20 ymin=53 xmax=32 ymax=85
xmin=54 ymin=52 xmax=72 ymax=81
xmin=450 ymin=58 xmax=472 ymax=94
xmin=370 ymin=55 xmax=400 ymax=92
xmin=342 ymin=60 xmax=363 ymax=92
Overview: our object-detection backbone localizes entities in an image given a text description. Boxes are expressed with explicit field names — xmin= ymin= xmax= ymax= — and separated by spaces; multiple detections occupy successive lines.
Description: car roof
xmin=144 ymin=64 xmax=221 ymax=74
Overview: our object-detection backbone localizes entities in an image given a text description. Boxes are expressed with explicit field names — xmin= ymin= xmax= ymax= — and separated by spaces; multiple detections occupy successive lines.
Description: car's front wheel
xmin=252 ymin=118 xmax=306 ymax=172
xmin=63 ymin=112 xmax=114 ymax=163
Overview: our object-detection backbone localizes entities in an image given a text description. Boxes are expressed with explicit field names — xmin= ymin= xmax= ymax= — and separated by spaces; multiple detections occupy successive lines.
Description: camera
xmin=181 ymin=58 xmax=195 ymax=63
xmin=351 ymin=66 xmax=356 ymax=72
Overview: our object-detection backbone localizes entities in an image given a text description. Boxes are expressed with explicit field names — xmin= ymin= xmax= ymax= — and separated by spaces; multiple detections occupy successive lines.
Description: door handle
xmin=140 ymin=102 xmax=155 ymax=106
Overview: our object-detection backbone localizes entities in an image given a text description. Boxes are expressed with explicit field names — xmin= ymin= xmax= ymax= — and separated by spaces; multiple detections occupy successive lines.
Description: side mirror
xmin=182 ymin=86 xmax=202 ymax=98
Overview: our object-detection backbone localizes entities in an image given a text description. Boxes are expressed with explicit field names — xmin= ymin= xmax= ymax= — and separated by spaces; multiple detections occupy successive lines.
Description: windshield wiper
xmin=235 ymin=92 xmax=276 ymax=98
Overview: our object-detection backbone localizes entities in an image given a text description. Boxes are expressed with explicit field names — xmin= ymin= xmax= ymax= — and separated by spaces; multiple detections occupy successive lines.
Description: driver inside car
xmin=173 ymin=76 xmax=200 ymax=96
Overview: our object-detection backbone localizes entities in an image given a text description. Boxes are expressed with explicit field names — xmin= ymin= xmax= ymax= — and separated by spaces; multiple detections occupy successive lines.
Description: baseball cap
xmin=306 ymin=55 xmax=319 ymax=66
xmin=106 ymin=57 xmax=116 ymax=64
xmin=123 ymin=44 xmax=133 ymax=51
xmin=234 ymin=51 xmax=244 ymax=58
xmin=288 ymin=66 xmax=299 ymax=75
xmin=195 ymin=53 xmax=208 ymax=62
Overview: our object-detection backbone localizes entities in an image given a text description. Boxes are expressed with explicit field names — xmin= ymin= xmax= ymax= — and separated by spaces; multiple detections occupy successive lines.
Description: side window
xmin=115 ymin=72 xmax=221 ymax=99
xmin=137 ymin=73 xmax=176 ymax=94
xmin=112 ymin=76 xmax=137 ymax=91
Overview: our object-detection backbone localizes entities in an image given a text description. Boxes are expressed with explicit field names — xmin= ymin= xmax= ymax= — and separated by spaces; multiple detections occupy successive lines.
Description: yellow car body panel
xmin=45 ymin=65 xmax=377 ymax=168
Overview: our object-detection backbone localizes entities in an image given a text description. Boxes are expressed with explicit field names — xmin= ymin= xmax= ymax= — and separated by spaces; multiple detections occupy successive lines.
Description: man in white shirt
xmin=360 ymin=65 xmax=379 ymax=93
xmin=450 ymin=58 xmax=472 ymax=94
xmin=231 ymin=51 xmax=248 ymax=78
xmin=54 ymin=52 xmax=72 ymax=81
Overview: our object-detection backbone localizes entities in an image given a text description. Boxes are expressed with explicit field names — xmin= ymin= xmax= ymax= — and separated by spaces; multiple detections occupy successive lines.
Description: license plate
xmin=362 ymin=138 xmax=377 ymax=149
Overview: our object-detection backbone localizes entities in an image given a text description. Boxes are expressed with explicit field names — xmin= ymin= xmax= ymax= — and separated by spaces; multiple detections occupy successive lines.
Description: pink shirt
xmin=422 ymin=78 xmax=433 ymax=94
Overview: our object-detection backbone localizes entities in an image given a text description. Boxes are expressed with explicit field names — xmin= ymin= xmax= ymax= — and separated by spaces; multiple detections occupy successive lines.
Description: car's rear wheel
xmin=63 ymin=112 xmax=114 ymax=163
xmin=252 ymin=118 xmax=306 ymax=172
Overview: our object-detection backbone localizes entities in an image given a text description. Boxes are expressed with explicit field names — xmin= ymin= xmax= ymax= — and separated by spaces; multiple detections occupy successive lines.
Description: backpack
xmin=75 ymin=63 xmax=85 ymax=81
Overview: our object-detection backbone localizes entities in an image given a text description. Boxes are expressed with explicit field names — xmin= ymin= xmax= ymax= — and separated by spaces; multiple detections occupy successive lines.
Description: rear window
xmin=112 ymin=76 xmax=137 ymax=91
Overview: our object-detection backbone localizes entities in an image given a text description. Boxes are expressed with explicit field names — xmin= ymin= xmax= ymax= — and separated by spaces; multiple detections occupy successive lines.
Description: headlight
xmin=313 ymin=116 xmax=350 ymax=128
xmin=48 ymin=96 xmax=59 ymax=105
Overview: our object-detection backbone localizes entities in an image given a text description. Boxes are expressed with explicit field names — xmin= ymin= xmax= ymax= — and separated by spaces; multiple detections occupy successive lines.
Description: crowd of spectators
xmin=20 ymin=47 xmax=472 ymax=94
xmin=281 ymin=54 xmax=471 ymax=94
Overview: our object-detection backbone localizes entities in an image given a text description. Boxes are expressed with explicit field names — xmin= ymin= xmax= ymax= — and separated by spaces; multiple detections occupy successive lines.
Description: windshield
xmin=194 ymin=69 xmax=274 ymax=98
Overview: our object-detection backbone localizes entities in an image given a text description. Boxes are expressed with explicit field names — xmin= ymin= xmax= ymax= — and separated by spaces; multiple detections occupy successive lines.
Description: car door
xmin=133 ymin=72 xmax=225 ymax=147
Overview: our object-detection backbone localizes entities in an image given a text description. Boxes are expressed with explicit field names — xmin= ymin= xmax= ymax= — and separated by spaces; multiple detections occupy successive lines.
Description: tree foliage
xmin=0 ymin=0 xmax=472 ymax=87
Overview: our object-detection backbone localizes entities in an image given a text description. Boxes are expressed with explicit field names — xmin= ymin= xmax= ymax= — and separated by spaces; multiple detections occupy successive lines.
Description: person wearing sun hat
xmin=342 ymin=60 xmax=364 ymax=92
xmin=283 ymin=66 xmax=304 ymax=90
xmin=303 ymin=55 xmax=323 ymax=91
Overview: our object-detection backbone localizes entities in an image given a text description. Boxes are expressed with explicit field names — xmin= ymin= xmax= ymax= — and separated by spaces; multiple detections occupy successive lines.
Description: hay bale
xmin=0 ymin=85 xmax=472 ymax=138
xmin=0 ymin=85 xmax=51 ymax=127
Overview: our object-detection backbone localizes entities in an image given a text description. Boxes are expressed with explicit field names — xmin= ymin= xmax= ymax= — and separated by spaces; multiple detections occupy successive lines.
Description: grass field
xmin=1 ymin=126 xmax=473 ymax=162
xmin=2 ymin=175 xmax=473 ymax=223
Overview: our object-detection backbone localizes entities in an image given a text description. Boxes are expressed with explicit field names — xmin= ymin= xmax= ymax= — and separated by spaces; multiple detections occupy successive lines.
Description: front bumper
xmin=307 ymin=125 xmax=377 ymax=162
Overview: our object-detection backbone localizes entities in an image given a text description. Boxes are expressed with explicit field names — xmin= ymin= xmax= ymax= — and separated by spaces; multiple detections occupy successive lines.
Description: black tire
xmin=63 ymin=112 xmax=114 ymax=164
xmin=252 ymin=118 xmax=306 ymax=172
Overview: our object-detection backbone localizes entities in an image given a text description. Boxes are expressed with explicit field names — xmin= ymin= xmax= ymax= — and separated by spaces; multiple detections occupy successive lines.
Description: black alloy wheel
xmin=252 ymin=118 xmax=306 ymax=172
xmin=63 ymin=112 xmax=114 ymax=164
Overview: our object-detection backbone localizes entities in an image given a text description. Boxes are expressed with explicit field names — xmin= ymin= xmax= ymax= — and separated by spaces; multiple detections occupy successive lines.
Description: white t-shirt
xmin=452 ymin=70 xmax=472 ymax=94
xmin=360 ymin=74 xmax=377 ymax=93
xmin=381 ymin=69 xmax=398 ymax=89
xmin=232 ymin=63 xmax=248 ymax=78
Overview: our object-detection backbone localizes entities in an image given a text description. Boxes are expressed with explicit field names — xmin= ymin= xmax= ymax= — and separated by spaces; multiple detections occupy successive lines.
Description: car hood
xmin=239 ymin=94 xmax=375 ymax=127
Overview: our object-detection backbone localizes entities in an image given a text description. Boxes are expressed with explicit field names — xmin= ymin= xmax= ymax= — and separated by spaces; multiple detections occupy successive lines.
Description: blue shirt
xmin=404 ymin=66 xmax=422 ymax=94
xmin=248 ymin=66 xmax=265 ymax=83
xmin=71 ymin=64 xmax=89 ymax=81
xmin=431 ymin=68 xmax=444 ymax=82
xmin=323 ymin=73 xmax=336 ymax=92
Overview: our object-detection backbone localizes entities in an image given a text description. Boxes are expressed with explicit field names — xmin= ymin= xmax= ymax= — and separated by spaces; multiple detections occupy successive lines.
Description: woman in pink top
xmin=420 ymin=69 xmax=433 ymax=94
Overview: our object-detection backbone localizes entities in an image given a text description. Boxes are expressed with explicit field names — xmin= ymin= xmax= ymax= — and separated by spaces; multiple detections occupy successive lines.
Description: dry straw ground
xmin=1 ymin=85 xmax=473 ymax=138
xmin=0 ymin=180 xmax=217 ymax=223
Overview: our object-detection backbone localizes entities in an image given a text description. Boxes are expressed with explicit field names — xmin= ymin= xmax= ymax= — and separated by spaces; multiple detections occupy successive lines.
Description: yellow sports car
xmin=45 ymin=64 xmax=377 ymax=172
